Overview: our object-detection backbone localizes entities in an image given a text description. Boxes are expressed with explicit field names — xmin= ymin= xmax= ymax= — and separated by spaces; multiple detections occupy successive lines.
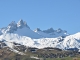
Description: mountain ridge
xmin=0 ymin=19 xmax=80 ymax=52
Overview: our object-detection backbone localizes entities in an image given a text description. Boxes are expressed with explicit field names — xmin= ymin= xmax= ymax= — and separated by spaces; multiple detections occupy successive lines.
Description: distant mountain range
xmin=0 ymin=19 xmax=80 ymax=53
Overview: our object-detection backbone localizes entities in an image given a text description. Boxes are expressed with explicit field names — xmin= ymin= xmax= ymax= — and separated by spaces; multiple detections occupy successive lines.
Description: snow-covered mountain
xmin=34 ymin=28 xmax=68 ymax=38
xmin=0 ymin=19 xmax=80 ymax=52
xmin=0 ymin=19 xmax=43 ymax=39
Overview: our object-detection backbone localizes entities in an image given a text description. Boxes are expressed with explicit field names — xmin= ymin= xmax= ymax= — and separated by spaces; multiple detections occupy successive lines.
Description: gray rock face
xmin=17 ymin=19 xmax=30 ymax=29
xmin=0 ymin=40 xmax=7 ymax=48
xmin=34 ymin=28 xmax=42 ymax=32
xmin=7 ymin=21 xmax=17 ymax=33
xmin=43 ymin=28 xmax=55 ymax=33
xmin=43 ymin=28 xmax=67 ymax=34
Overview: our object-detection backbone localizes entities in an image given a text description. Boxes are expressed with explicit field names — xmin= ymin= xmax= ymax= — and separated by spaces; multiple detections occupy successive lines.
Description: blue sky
xmin=0 ymin=0 xmax=80 ymax=34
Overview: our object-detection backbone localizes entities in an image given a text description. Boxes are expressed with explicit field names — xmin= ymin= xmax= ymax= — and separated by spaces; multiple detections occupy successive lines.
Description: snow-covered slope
xmin=63 ymin=32 xmax=80 ymax=49
xmin=14 ymin=27 xmax=43 ymax=39
xmin=0 ymin=32 xmax=80 ymax=50
xmin=0 ymin=19 xmax=80 ymax=52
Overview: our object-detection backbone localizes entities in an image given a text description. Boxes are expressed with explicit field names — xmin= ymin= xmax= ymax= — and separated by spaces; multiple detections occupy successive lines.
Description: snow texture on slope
xmin=0 ymin=32 xmax=80 ymax=50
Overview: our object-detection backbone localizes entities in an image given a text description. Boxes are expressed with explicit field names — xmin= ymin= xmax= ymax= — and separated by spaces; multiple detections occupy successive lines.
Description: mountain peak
xmin=43 ymin=28 xmax=54 ymax=33
xmin=34 ymin=28 xmax=42 ymax=32
xmin=0 ymin=19 xmax=30 ymax=34
xmin=17 ymin=19 xmax=30 ymax=29
xmin=6 ymin=21 xmax=17 ymax=33
xmin=56 ymin=28 xmax=62 ymax=33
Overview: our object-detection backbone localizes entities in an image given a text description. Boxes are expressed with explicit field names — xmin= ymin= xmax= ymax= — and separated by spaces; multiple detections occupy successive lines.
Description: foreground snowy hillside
xmin=0 ymin=32 xmax=80 ymax=50
xmin=0 ymin=19 xmax=80 ymax=51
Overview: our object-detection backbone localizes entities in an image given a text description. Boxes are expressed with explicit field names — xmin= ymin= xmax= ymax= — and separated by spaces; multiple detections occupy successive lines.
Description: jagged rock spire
xmin=43 ymin=28 xmax=55 ymax=33
xmin=17 ymin=19 xmax=30 ymax=29
xmin=34 ymin=28 xmax=42 ymax=32
xmin=2 ymin=19 xmax=30 ymax=33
